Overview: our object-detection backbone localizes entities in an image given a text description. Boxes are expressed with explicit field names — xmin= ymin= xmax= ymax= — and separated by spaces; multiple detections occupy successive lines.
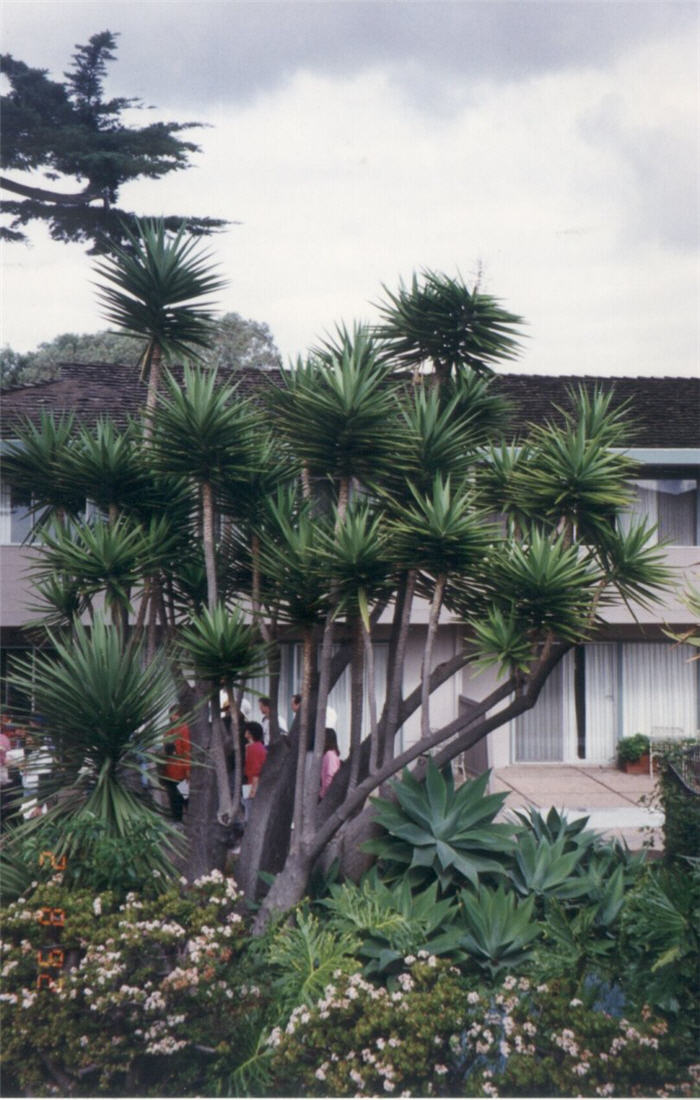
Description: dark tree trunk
xmin=184 ymin=689 xmax=220 ymax=880
xmin=235 ymin=733 xmax=296 ymax=901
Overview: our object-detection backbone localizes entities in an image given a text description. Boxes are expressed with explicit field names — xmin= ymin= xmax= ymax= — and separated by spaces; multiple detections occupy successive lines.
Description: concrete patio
xmin=491 ymin=764 xmax=663 ymax=851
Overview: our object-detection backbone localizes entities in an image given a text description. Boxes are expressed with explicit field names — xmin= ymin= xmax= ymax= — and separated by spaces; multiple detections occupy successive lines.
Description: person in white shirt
xmin=258 ymin=697 xmax=287 ymax=745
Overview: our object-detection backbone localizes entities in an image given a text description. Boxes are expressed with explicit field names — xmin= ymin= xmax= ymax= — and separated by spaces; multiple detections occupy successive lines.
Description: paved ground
xmin=491 ymin=765 xmax=663 ymax=851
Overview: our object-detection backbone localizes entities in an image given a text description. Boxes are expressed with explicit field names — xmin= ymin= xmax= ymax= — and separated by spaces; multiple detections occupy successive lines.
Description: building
xmin=1 ymin=364 xmax=698 ymax=764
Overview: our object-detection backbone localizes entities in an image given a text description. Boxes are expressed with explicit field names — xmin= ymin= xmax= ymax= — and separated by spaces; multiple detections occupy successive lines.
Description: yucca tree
xmin=2 ymin=411 xmax=85 ymax=529
xmin=180 ymin=604 xmax=268 ymax=825
xmin=63 ymin=418 xmax=152 ymax=523
xmin=93 ymin=217 xmax=226 ymax=422
xmin=315 ymin=502 xmax=393 ymax=790
xmin=29 ymin=514 xmax=172 ymax=632
xmin=266 ymin=326 xmax=399 ymax=513
xmin=374 ymin=269 xmax=524 ymax=382
xmin=4 ymin=615 xmax=181 ymax=879
xmin=387 ymin=475 xmax=498 ymax=738
xmin=151 ymin=366 xmax=259 ymax=608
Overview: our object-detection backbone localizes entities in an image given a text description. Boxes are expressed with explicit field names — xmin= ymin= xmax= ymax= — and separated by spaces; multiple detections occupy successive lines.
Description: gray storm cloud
xmin=4 ymin=0 xmax=697 ymax=110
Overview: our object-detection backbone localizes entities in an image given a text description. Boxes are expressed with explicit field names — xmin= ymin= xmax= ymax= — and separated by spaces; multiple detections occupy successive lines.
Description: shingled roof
xmin=1 ymin=363 xmax=698 ymax=450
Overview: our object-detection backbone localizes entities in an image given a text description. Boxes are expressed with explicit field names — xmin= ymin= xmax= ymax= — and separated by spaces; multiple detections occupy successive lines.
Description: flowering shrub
xmin=0 ymin=870 xmax=268 ymax=1096
xmin=269 ymin=955 xmax=467 ymax=1096
xmin=269 ymin=961 xmax=698 ymax=1098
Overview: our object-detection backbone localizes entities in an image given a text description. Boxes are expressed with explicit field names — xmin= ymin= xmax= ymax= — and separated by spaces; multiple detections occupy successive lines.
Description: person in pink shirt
xmin=320 ymin=728 xmax=341 ymax=798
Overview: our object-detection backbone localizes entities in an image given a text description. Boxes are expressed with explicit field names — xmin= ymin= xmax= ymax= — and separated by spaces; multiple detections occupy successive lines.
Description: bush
xmin=268 ymin=960 xmax=696 ymax=1097
xmin=616 ymin=734 xmax=650 ymax=765
xmin=655 ymin=743 xmax=700 ymax=863
xmin=0 ymin=870 xmax=269 ymax=1096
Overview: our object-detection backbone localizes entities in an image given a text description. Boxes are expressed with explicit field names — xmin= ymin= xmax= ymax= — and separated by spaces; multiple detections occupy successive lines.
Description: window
xmin=0 ymin=484 xmax=34 ymax=545
xmin=622 ymin=478 xmax=698 ymax=545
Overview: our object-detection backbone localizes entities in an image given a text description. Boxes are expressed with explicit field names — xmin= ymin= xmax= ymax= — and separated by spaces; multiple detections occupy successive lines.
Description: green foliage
xmin=617 ymin=733 xmax=650 ymax=764
xmin=513 ymin=388 xmax=636 ymax=535
xmin=493 ymin=528 xmax=599 ymax=643
xmin=180 ymin=603 xmax=267 ymax=684
xmin=322 ymin=872 xmax=459 ymax=980
xmin=152 ymin=366 xmax=259 ymax=485
xmin=374 ymin=268 xmax=524 ymax=377
xmin=30 ymin=515 xmax=167 ymax=623
xmin=1 ymin=31 xmax=225 ymax=250
xmin=265 ymin=908 xmax=359 ymax=1015
xmin=1 ymin=312 xmax=281 ymax=388
xmin=5 ymin=615 xmax=182 ymax=880
xmin=318 ymin=501 xmax=393 ymax=628
xmin=507 ymin=832 xmax=594 ymax=902
xmin=387 ymin=473 xmax=497 ymax=580
xmin=619 ymin=860 xmax=700 ymax=1019
xmin=512 ymin=804 xmax=598 ymax=852
xmin=655 ymin=743 xmax=700 ymax=863
xmin=531 ymin=866 xmax=627 ymax=990
xmin=269 ymin=962 xmax=694 ymax=1098
xmin=0 ymin=871 xmax=265 ymax=1097
xmin=267 ymin=327 xmax=398 ymax=487
xmin=2 ymin=410 xmax=84 ymax=521
xmin=94 ymin=218 xmax=227 ymax=372
xmin=454 ymin=884 xmax=540 ymax=980
xmin=1 ymin=812 xmax=177 ymax=901
xmin=269 ymin=957 xmax=470 ymax=1097
xmin=364 ymin=763 xmax=516 ymax=893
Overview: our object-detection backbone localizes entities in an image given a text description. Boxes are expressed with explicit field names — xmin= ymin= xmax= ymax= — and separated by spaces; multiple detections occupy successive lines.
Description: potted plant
xmin=617 ymin=734 xmax=651 ymax=774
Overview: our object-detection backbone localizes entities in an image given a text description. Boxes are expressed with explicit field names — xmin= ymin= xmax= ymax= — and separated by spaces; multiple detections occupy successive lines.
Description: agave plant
xmin=512 ymin=805 xmax=599 ymax=853
xmin=507 ymin=831 xmax=594 ymax=903
xmin=364 ymin=761 xmax=517 ymax=894
xmin=452 ymin=883 xmax=540 ymax=981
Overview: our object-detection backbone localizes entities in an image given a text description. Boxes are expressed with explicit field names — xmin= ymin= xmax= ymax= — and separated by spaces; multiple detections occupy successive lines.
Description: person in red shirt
xmin=244 ymin=721 xmax=267 ymax=798
xmin=162 ymin=705 xmax=191 ymax=821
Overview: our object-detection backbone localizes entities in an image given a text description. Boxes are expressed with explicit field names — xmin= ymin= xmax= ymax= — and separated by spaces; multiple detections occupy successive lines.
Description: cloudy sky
xmin=2 ymin=0 xmax=698 ymax=376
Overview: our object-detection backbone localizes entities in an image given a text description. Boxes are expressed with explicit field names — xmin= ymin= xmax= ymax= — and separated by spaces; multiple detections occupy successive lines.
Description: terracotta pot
xmin=620 ymin=753 xmax=650 ymax=774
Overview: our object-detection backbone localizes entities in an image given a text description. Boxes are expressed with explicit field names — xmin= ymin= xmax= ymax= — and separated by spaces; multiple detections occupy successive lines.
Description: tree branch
xmin=1 ymin=175 xmax=103 ymax=206
xmin=308 ymin=641 xmax=570 ymax=859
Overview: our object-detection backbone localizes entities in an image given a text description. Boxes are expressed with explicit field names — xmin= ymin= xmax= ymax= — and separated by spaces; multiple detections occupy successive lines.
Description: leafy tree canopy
xmin=0 ymin=30 xmax=227 ymax=251
xmin=0 ymin=312 xmax=281 ymax=388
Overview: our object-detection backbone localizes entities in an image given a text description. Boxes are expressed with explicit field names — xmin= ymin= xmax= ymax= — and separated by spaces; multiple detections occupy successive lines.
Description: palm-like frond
xmin=515 ymin=420 xmax=636 ymax=535
xmin=252 ymin=488 xmax=331 ymax=627
xmin=593 ymin=519 xmax=674 ymax=611
xmin=387 ymin=474 xmax=498 ymax=579
xmin=491 ymin=527 xmax=600 ymax=642
xmin=93 ymin=217 xmax=226 ymax=368
xmin=2 ymin=411 xmax=85 ymax=521
xmin=514 ymin=385 xmax=637 ymax=539
xmin=151 ymin=365 xmax=258 ymax=484
xmin=317 ymin=502 xmax=393 ymax=627
xmin=29 ymin=515 xmax=169 ymax=619
xmin=180 ymin=604 xmax=268 ymax=684
xmin=266 ymin=329 xmax=399 ymax=485
xmin=64 ymin=418 xmax=151 ymax=514
xmin=374 ymin=269 xmax=524 ymax=377
xmin=9 ymin=615 xmax=173 ymax=778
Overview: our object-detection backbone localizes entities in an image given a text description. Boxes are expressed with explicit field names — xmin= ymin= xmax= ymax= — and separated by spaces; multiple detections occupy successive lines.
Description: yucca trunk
xmin=201 ymin=480 xmax=218 ymax=608
xmin=421 ymin=573 xmax=446 ymax=740
xmin=365 ymin=621 xmax=380 ymax=774
xmin=301 ymin=614 xmax=335 ymax=840
xmin=144 ymin=345 xmax=162 ymax=438
xmin=290 ymin=629 xmax=314 ymax=850
xmin=378 ymin=569 xmax=416 ymax=763
xmin=347 ymin=615 xmax=365 ymax=791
